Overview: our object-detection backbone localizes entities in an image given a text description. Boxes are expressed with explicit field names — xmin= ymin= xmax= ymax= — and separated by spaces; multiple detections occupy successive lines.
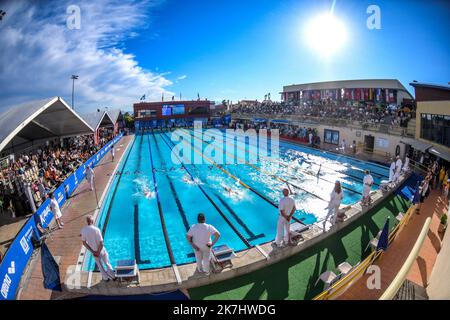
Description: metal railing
xmin=232 ymin=113 xmax=414 ymax=138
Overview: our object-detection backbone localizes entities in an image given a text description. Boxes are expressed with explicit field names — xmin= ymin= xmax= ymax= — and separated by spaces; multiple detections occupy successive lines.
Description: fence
xmin=0 ymin=133 xmax=123 ymax=300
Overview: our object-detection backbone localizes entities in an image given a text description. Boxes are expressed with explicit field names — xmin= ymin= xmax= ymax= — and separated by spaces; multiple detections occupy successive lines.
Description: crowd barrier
xmin=0 ymin=133 xmax=123 ymax=300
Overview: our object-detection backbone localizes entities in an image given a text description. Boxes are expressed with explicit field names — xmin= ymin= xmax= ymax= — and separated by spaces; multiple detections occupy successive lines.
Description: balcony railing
xmin=231 ymin=113 xmax=415 ymax=138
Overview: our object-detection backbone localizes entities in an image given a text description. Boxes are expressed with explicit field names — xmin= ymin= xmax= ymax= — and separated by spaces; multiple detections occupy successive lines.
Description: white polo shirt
xmin=279 ymin=196 xmax=296 ymax=217
xmin=395 ymin=159 xmax=402 ymax=173
xmin=363 ymin=174 xmax=374 ymax=186
xmin=81 ymin=225 xmax=104 ymax=252
xmin=187 ymin=223 xmax=219 ymax=247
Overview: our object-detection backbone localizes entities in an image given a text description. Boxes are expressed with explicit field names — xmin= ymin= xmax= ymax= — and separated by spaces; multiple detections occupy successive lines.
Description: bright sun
xmin=304 ymin=13 xmax=347 ymax=57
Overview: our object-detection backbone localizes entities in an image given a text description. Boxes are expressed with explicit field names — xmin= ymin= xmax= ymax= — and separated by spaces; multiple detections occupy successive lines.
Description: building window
xmin=137 ymin=109 xmax=156 ymax=118
xmin=421 ymin=113 xmax=450 ymax=147
xmin=324 ymin=129 xmax=339 ymax=145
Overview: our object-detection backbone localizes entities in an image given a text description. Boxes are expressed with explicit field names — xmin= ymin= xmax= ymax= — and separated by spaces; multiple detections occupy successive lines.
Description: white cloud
xmin=0 ymin=0 xmax=173 ymax=113
xmin=177 ymin=75 xmax=187 ymax=80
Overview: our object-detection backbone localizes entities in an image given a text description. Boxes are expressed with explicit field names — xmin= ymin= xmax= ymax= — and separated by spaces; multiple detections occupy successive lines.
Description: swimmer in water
xmin=222 ymin=184 xmax=235 ymax=195
xmin=144 ymin=190 xmax=152 ymax=198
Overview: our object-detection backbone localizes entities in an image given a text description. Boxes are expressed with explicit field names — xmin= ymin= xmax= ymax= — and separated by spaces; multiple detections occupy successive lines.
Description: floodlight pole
xmin=71 ymin=75 xmax=78 ymax=110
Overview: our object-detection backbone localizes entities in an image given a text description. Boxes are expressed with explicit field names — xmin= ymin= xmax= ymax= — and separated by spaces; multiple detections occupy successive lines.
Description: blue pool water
xmin=85 ymin=130 xmax=389 ymax=270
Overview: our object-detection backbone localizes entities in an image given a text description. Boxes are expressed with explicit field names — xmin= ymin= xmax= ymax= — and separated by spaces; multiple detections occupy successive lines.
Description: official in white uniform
xmin=81 ymin=215 xmax=116 ymax=281
xmin=186 ymin=213 xmax=220 ymax=274
xmin=389 ymin=158 xmax=396 ymax=182
xmin=111 ymin=144 xmax=115 ymax=162
xmin=402 ymin=156 xmax=410 ymax=173
xmin=393 ymin=155 xmax=402 ymax=183
xmin=275 ymin=189 xmax=296 ymax=246
xmin=324 ymin=181 xmax=343 ymax=230
xmin=50 ymin=192 xmax=64 ymax=229
xmin=86 ymin=165 xmax=95 ymax=191
xmin=362 ymin=170 xmax=374 ymax=206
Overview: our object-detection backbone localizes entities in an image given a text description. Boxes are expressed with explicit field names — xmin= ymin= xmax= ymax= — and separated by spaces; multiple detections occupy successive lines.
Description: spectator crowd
xmin=231 ymin=100 xmax=415 ymax=127
xmin=0 ymin=134 xmax=114 ymax=218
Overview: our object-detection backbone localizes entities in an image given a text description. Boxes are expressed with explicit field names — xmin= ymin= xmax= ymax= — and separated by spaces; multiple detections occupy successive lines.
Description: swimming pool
xmin=84 ymin=130 xmax=389 ymax=270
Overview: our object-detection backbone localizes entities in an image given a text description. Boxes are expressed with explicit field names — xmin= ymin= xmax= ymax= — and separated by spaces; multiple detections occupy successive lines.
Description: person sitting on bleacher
xmin=186 ymin=213 xmax=221 ymax=275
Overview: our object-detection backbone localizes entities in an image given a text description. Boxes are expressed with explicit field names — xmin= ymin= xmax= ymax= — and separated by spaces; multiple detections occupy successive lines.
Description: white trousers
xmin=94 ymin=249 xmax=115 ymax=280
xmin=275 ymin=215 xmax=290 ymax=245
xmin=194 ymin=245 xmax=211 ymax=273
xmin=88 ymin=176 xmax=94 ymax=190
xmin=393 ymin=171 xmax=400 ymax=183
xmin=363 ymin=186 xmax=371 ymax=200
xmin=324 ymin=205 xmax=339 ymax=226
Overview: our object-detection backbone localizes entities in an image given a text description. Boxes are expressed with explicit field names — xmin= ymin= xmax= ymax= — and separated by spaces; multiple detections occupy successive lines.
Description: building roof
xmin=81 ymin=110 xmax=114 ymax=131
xmin=409 ymin=82 xmax=450 ymax=91
xmin=0 ymin=97 xmax=93 ymax=154
xmin=283 ymin=79 xmax=413 ymax=97
xmin=107 ymin=109 xmax=123 ymax=124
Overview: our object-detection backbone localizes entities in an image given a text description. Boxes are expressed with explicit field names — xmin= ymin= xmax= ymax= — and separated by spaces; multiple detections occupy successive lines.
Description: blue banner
xmin=0 ymin=133 xmax=123 ymax=300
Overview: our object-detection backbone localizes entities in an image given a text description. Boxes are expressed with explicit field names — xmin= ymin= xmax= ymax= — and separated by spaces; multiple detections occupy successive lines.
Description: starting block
xmin=380 ymin=180 xmax=394 ymax=193
xmin=290 ymin=222 xmax=309 ymax=242
xmin=115 ymin=259 xmax=140 ymax=283
xmin=211 ymin=244 xmax=236 ymax=272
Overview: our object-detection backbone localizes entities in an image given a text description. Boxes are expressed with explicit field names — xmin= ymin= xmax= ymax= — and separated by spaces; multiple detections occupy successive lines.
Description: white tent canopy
xmin=0 ymin=97 xmax=94 ymax=155
xmin=81 ymin=110 xmax=115 ymax=131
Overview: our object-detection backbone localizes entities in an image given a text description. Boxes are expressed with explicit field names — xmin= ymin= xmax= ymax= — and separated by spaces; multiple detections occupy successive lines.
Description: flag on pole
xmin=376 ymin=218 xmax=390 ymax=251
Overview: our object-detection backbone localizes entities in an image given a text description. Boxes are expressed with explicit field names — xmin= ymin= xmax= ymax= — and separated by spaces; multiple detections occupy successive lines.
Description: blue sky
xmin=0 ymin=0 xmax=449 ymax=112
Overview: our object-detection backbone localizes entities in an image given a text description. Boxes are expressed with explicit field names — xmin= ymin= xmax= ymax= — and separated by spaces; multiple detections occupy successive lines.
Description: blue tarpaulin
xmin=395 ymin=172 xmax=423 ymax=202
xmin=41 ymin=243 xmax=62 ymax=292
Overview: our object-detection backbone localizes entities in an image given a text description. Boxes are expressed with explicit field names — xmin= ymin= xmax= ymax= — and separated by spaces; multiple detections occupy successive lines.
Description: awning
xmin=0 ymin=97 xmax=94 ymax=154
xmin=429 ymin=145 xmax=450 ymax=162
xmin=400 ymin=139 xmax=433 ymax=152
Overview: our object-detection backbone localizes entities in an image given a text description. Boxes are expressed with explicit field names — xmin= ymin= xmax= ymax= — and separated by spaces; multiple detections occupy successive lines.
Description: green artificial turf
xmin=188 ymin=194 xmax=410 ymax=300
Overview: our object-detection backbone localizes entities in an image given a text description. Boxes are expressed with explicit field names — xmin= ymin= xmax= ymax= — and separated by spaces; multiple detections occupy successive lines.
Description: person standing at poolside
xmin=186 ymin=213 xmax=220 ymax=275
xmin=49 ymin=192 xmax=64 ymax=229
xmin=111 ymin=144 xmax=115 ymax=162
xmin=81 ymin=215 xmax=116 ymax=281
xmin=86 ymin=164 xmax=94 ymax=191
xmin=362 ymin=170 xmax=374 ymax=206
xmin=324 ymin=181 xmax=343 ymax=231
xmin=389 ymin=158 xmax=396 ymax=182
xmin=393 ymin=155 xmax=402 ymax=183
xmin=275 ymin=188 xmax=296 ymax=246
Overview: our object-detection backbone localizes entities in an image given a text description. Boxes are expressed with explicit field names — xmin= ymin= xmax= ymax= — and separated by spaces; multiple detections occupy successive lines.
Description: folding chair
xmin=315 ymin=271 xmax=338 ymax=290
xmin=395 ymin=212 xmax=404 ymax=224
xmin=364 ymin=230 xmax=383 ymax=252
